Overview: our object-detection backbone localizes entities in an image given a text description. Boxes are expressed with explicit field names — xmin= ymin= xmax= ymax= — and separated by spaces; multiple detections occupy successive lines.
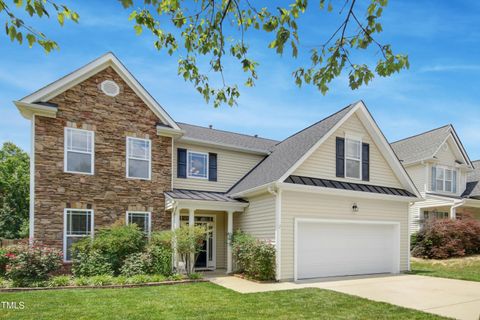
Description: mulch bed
xmin=0 ymin=279 xmax=208 ymax=292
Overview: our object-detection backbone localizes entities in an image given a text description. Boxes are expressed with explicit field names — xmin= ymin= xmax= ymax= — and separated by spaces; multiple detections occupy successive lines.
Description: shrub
xmin=72 ymin=249 xmax=114 ymax=277
xmin=170 ymin=226 xmax=206 ymax=275
xmin=125 ymin=274 xmax=151 ymax=284
xmin=168 ymin=273 xmax=184 ymax=281
xmin=145 ymin=244 xmax=172 ymax=276
xmin=72 ymin=222 xmax=145 ymax=275
xmin=232 ymin=231 xmax=276 ymax=281
xmin=410 ymin=232 xmax=419 ymax=250
xmin=73 ymin=277 xmax=89 ymax=286
xmin=120 ymin=252 xmax=148 ymax=277
xmin=4 ymin=242 xmax=62 ymax=286
xmin=149 ymin=274 xmax=167 ymax=282
xmin=0 ymin=248 xmax=8 ymax=276
xmin=48 ymin=275 xmax=72 ymax=287
xmin=412 ymin=217 xmax=480 ymax=259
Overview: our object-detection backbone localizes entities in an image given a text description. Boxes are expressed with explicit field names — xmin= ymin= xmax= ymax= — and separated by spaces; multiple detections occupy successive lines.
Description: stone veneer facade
xmin=33 ymin=67 xmax=172 ymax=250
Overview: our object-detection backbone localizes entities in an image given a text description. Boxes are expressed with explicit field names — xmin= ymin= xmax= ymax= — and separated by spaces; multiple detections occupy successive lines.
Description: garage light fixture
xmin=352 ymin=203 xmax=359 ymax=213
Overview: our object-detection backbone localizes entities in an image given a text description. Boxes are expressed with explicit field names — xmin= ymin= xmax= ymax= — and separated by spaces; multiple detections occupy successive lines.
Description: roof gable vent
xmin=100 ymin=80 xmax=120 ymax=97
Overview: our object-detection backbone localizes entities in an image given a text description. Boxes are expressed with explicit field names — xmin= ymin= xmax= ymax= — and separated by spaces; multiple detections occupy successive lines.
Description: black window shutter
xmin=362 ymin=143 xmax=370 ymax=181
xmin=336 ymin=137 xmax=345 ymax=177
xmin=209 ymin=153 xmax=217 ymax=181
xmin=177 ymin=148 xmax=187 ymax=178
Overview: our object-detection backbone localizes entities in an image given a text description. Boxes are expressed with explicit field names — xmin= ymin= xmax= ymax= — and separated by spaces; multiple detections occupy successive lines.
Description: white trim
xmin=276 ymin=101 xmax=420 ymax=198
xmin=179 ymin=136 xmax=271 ymax=155
xmin=14 ymin=101 xmax=58 ymax=120
xmin=126 ymin=136 xmax=152 ymax=180
xmin=64 ymin=127 xmax=95 ymax=175
xmin=227 ymin=210 xmax=233 ymax=273
xmin=29 ymin=115 xmax=35 ymax=241
xmin=278 ymin=102 xmax=360 ymax=182
xmin=293 ymin=218 xmax=401 ymax=282
xmin=126 ymin=211 xmax=152 ymax=236
xmin=165 ymin=195 xmax=248 ymax=211
xmin=63 ymin=208 xmax=94 ymax=262
xmin=278 ymin=182 xmax=420 ymax=202
xmin=156 ymin=126 xmax=185 ymax=138
xmin=186 ymin=150 xmax=209 ymax=180
xmin=275 ymin=189 xmax=282 ymax=280
xmin=20 ymin=52 xmax=181 ymax=131
xmin=432 ymin=131 xmax=472 ymax=168
xmin=344 ymin=136 xmax=362 ymax=180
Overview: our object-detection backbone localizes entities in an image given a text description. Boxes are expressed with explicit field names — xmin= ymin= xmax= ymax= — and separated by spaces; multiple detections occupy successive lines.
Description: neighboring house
xmin=15 ymin=52 xmax=421 ymax=281
xmin=391 ymin=125 xmax=480 ymax=233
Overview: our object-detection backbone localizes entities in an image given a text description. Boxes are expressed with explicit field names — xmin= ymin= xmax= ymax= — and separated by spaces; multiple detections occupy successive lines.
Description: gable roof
xmin=390 ymin=125 xmax=452 ymax=164
xmin=15 ymin=52 xmax=180 ymax=130
xmin=391 ymin=125 xmax=472 ymax=167
xmin=177 ymin=122 xmax=278 ymax=154
xmin=227 ymin=103 xmax=356 ymax=195
xmin=228 ymin=101 xmax=420 ymax=198
xmin=462 ymin=160 xmax=480 ymax=198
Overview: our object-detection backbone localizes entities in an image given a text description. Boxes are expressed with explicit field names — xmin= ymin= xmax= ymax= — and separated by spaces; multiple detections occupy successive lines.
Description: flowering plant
xmin=4 ymin=241 xmax=63 ymax=286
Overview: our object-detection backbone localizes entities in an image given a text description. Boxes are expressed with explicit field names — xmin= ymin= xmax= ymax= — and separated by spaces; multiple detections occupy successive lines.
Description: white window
xmin=64 ymin=128 xmax=94 ymax=174
xmin=126 ymin=137 xmax=151 ymax=180
xmin=64 ymin=209 xmax=94 ymax=261
xmin=187 ymin=151 xmax=208 ymax=179
xmin=126 ymin=211 xmax=151 ymax=236
xmin=345 ymin=138 xmax=361 ymax=179
xmin=435 ymin=166 xmax=455 ymax=193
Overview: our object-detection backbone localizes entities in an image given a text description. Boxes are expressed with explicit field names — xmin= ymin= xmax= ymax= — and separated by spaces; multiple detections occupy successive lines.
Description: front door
xmin=180 ymin=215 xmax=216 ymax=269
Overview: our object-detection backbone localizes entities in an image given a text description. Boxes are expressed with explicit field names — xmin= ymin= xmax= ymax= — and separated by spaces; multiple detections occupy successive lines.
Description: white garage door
xmin=296 ymin=219 xmax=400 ymax=280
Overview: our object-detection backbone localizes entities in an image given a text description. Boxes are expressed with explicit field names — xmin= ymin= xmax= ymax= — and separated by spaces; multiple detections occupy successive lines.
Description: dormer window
xmin=432 ymin=166 xmax=457 ymax=193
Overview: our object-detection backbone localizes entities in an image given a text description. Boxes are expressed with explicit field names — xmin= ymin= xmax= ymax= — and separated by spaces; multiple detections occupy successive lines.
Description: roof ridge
xmin=273 ymin=102 xmax=356 ymax=147
xmin=177 ymin=122 xmax=278 ymax=143
xmin=391 ymin=124 xmax=452 ymax=145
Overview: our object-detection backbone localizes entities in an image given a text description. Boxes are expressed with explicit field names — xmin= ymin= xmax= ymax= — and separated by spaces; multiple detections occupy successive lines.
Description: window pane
xmin=436 ymin=179 xmax=444 ymax=191
xmin=67 ymin=211 xmax=91 ymax=235
xmin=128 ymin=159 xmax=149 ymax=179
xmin=188 ymin=153 xmax=207 ymax=178
xmin=129 ymin=139 xmax=149 ymax=159
xmin=346 ymin=139 xmax=360 ymax=159
xmin=445 ymin=180 xmax=452 ymax=192
xmin=66 ymin=237 xmax=85 ymax=261
xmin=67 ymin=152 xmax=92 ymax=173
xmin=445 ymin=169 xmax=452 ymax=181
xmin=129 ymin=213 xmax=149 ymax=234
xmin=436 ymin=168 xmax=444 ymax=180
xmin=69 ymin=130 xmax=91 ymax=152
xmin=346 ymin=159 xmax=360 ymax=178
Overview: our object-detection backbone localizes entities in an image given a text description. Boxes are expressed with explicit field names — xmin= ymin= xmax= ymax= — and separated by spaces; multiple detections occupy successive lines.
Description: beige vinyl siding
xmin=280 ymin=191 xmax=409 ymax=280
xmin=179 ymin=209 xmax=227 ymax=269
xmin=234 ymin=193 xmax=275 ymax=241
xmin=173 ymin=142 xmax=264 ymax=192
xmin=408 ymin=195 xmax=453 ymax=233
xmin=405 ymin=164 xmax=427 ymax=195
xmin=293 ymin=113 xmax=402 ymax=188
xmin=435 ymin=140 xmax=458 ymax=166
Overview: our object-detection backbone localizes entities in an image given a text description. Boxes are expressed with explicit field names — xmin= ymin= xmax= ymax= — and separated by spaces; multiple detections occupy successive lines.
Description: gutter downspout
xmin=268 ymin=183 xmax=282 ymax=281
xmin=450 ymin=200 xmax=465 ymax=220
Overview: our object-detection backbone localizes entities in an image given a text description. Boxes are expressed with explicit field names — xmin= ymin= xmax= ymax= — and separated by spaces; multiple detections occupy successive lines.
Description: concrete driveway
xmin=208 ymin=274 xmax=480 ymax=320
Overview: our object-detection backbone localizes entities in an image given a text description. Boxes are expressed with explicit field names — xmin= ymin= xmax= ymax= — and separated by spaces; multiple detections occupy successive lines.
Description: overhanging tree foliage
xmin=1 ymin=0 xmax=408 ymax=107
xmin=0 ymin=142 xmax=30 ymax=239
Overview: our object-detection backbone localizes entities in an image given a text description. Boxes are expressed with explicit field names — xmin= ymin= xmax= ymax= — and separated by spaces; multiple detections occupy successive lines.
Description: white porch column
xmin=450 ymin=206 xmax=457 ymax=219
xmin=187 ymin=208 xmax=195 ymax=273
xmin=227 ymin=210 xmax=234 ymax=274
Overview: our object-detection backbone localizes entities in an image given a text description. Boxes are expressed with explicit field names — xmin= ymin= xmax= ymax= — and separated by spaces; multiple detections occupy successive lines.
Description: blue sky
xmin=1 ymin=0 xmax=480 ymax=159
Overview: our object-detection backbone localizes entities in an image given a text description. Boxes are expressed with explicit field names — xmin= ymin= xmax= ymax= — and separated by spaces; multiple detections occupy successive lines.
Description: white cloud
xmin=420 ymin=65 xmax=480 ymax=73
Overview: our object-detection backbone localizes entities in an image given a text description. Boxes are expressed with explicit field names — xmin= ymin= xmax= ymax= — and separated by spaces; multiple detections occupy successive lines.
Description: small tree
xmin=172 ymin=226 xmax=206 ymax=275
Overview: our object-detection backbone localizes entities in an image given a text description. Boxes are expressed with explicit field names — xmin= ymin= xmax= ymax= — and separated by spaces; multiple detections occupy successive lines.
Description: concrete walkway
xmin=207 ymin=274 xmax=480 ymax=320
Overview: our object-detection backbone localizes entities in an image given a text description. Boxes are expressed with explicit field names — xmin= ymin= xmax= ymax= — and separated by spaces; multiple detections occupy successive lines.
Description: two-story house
xmin=391 ymin=125 xmax=480 ymax=233
xmin=14 ymin=53 xmax=421 ymax=281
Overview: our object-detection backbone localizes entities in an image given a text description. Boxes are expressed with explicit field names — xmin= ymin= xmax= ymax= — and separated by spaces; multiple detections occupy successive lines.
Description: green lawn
xmin=411 ymin=255 xmax=480 ymax=282
xmin=0 ymin=282 xmax=443 ymax=319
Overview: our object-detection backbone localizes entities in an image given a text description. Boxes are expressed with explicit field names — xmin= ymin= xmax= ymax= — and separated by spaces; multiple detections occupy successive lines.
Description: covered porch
xmin=165 ymin=189 xmax=248 ymax=274
xmin=419 ymin=194 xmax=480 ymax=228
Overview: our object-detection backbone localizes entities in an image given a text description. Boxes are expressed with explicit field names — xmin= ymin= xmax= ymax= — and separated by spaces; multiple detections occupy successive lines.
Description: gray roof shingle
xmin=177 ymin=122 xmax=278 ymax=154
xmin=462 ymin=160 xmax=480 ymax=198
xmin=228 ymin=103 xmax=357 ymax=195
xmin=390 ymin=125 xmax=452 ymax=164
